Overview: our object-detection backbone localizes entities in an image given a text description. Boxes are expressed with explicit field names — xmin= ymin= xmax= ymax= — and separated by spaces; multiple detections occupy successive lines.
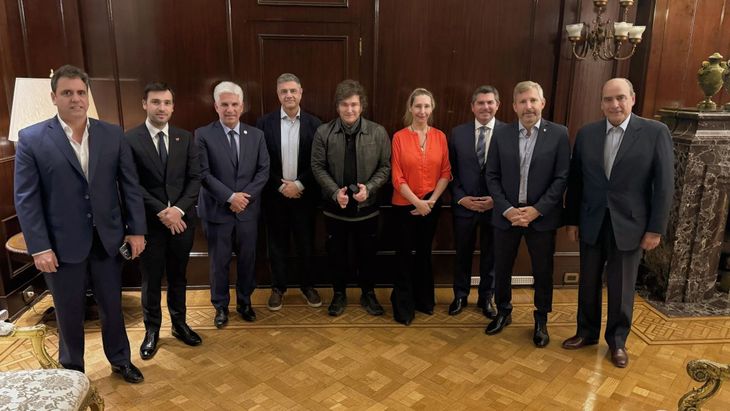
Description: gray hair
xmin=276 ymin=73 xmax=301 ymax=86
xmin=213 ymin=81 xmax=244 ymax=103
xmin=513 ymin=81 xmax=544 ymax=101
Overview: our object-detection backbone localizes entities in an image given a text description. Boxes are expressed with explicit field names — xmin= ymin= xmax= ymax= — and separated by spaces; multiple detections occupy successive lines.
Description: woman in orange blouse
xmin=390 ymin=88 xmax=451 ymax=325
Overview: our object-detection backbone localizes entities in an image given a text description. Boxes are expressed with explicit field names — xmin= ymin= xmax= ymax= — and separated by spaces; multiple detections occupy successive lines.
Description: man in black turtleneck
xmin=311 ymin=79 xmax=391 ymax=317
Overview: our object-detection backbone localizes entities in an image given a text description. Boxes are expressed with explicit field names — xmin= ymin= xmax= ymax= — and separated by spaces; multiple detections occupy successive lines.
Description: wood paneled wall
xmin=0 ymin=0 xmax=725 ymax=291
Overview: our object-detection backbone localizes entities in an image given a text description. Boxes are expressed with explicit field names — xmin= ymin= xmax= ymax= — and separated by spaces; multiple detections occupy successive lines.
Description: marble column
xmin=644 ymin=109 xmax=730 ymax=303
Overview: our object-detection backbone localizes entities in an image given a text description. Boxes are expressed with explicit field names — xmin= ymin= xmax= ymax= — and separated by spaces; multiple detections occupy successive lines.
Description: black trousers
xmin=264 ymin=196 xmax=316 ymax=292
xmin=493 ymin=225 xmax=556 ymax=323
xmin=577 ymin=213 xmax=643 ymax=349
xmin=390 ymin=205 xmax=440 ymax=322
xmin=45 ymin=229 xmax=130 ymax=372
xmin=452 ymin=211 xmax=495 ymax=299
xmin=139 ymin=221 xmax=194 ymax=331
xmin=325 ymin=214 xmax=379 ymax=293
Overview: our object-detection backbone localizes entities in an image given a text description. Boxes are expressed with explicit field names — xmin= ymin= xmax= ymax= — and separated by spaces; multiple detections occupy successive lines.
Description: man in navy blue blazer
xmin=484 ymin=81 xmax=571 ymax=348
xmin=256 ymin=73 xmax=322 ymax=311
xmin=14 ymin=65 xmax=146 ymax=383
xmin=196 ymin=81 xmax=270 ymax=328
xmin=563 ymin=78 xmax=674 ymax=368
xmin=447 ymin=85 xmax=503 ymax=318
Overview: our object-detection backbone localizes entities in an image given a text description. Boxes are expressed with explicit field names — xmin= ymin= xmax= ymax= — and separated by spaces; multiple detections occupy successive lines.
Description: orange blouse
xmin=391 ymin=127 xmax=451 ymax=206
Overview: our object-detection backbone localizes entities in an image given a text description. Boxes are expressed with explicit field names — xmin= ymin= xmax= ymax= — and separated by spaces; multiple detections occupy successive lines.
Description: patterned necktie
xmin=476 ymin=126 xmax=486 ymax=168
xmin=157 ymin=131 xmax=168 ymax=170
xmin=228 ymin=130 xmax=238 ymax=167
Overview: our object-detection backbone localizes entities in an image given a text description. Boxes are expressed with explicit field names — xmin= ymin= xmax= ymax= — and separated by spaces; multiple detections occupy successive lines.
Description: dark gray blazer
xmin=565 ymin=114 xmax=674 ymax=250
xmin=485 ymin=119 xmax=571 ymax=231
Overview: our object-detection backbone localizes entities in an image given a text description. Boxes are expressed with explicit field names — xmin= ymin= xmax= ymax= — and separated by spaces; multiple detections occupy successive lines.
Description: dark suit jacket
xmin=195 ymin=120 xmax=270 ymax=223
xmin=14 ymin=117 xmax=146 ymax=263
xmin=125 ymin=123 xmax=201 ymax=228
xmin=255 ymin=109 xmax=322 ymax=204
xmin=448 ymin=119 xmax=504 ymax=218
xmin=565 ymin=114 xmax=674 ymax=250
xmin=485 ymin=119 xmax=571 ymax=231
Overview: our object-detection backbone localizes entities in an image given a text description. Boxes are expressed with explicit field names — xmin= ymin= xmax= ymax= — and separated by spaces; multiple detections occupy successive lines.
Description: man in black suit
xmin=256 ymin=73 xmax=322 ymax=311
xmin=196 ymin=81 xmax=270 ymax=328
xmin=562 ymin=78 xmax=674 ymax=368
xmin=447 ymin=85 xmax=502 ymax=318
xmin=484 ymin=81 xmax=570 ymax=348
xmin=14 ymin=65 xmax=145 ymax=383
xmin=125 ymin=82 xmax=202 ymax=360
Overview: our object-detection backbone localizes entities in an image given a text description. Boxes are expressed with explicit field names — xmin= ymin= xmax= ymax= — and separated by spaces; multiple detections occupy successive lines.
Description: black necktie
xmin=228 ymin=130 xmax=238 ymax=167
xmin=157 ymin=131 xmax=168 ymax=169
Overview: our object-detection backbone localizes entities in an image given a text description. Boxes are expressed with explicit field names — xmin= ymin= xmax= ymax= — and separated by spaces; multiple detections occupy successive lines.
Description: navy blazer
xmin=125 ymin=123 xmax=201 ymax=227
xmin=485 ymin=119 xmax=571 ymax=231
xmin=448 ymin=119 xmax=504 ymax=218
xmin=14 ymin=117 xmax=146 ymax=263
xmin=255 ymin=109 xmax=322 ymax=203
xmin=195 ymin=120 xmax=270 ymax=223
xmin=565 ymin=114 xmax=674 ymax=250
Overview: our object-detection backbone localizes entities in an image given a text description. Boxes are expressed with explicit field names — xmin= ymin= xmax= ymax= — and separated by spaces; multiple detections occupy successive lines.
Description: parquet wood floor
xmin=2 ymin=288 xmax=730 ymax=410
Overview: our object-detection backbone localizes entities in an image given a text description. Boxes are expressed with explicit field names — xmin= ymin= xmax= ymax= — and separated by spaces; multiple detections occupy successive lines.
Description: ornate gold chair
xmin=0 ymin=313 xmax=104 ymax=410
xmin=678 ymin=359 xmax=730 ymax=411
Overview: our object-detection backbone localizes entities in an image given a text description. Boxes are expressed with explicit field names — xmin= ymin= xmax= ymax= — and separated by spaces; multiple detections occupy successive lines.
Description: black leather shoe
xmin=360 ymin=291 xmax=385 ymax=316
xmin=610 ymin=347 xmax=629 ymax=368
xmin=448 ymin=296 xmax=468 ymax=315
xmin=111 ymin=363 xmax=144 ymax=384
xmin=561 ymin=335 xmax=598 ymax=350
xmin=172 ymin=323 xmax=202 ymax=346
xmin=139 ymin=330 xmax=159 ymax=360
xmin=214 ymin=308 xmax=228 ymax=329
xmin=533 ymin=322 xmax=550 ymax=348
xmin=394 ymin=316 xmax=413 ymax=326
xmin=328 ymin=292 xmax=347 ymax=316
xmin=485 ymin=314 xmax=512 ymax=335
xmin=236 ymin=304 xmax=257 ymax=322
xmin=476 ymin=295 xmax=497 ymax=319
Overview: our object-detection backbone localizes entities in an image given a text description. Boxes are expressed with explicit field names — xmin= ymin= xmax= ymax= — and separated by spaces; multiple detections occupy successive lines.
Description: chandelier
xmin=565 ymin=0 xmax=646 ymax=61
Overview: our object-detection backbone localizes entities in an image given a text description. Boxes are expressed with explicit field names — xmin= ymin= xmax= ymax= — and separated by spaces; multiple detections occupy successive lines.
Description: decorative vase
xmin=724 ymin=59 xmax=730 ymax=111
xmin=696 ymin=52 xmax=727 ymax=111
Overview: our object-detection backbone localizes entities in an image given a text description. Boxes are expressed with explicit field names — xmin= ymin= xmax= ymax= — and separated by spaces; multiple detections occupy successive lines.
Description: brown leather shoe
xmin=610 ymin=347 xmax=629 ymax=368
xmin=561 ymin=335 xmax=598 ymax=350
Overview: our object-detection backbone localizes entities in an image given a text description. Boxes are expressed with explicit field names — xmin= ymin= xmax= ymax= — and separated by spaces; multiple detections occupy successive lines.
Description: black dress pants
xmin=390 ymin=205 xmax=440 ymax=322
xmin=265 ymin=196 xmax=316 ymax=292
xmin=493 ymin=225 xmax=556 ymax=323
xmin=325 ymin=215 xmax=379 ymax=293
xmin=139 ymin=221 xmax=194 ymax=331
xmin=577 ymin=212 xmax=643 ymax=349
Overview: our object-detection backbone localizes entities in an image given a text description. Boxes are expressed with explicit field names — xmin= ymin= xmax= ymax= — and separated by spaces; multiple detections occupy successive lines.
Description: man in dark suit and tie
xmin=125 ymin=82 xmax=202 ymax=360
xmin=14 ymin=64 xmax=146 ymax=383
xmin=484 ymin=81 xmax=571 ymax=347
xmin=256 ymin=73 xmax=322 ymax=311
xmin=562 ymin=78 xmax=674 ymax=368
xmin=196 ymin=81 xmax=270 ymax=328
xmin=447 ymin=85 xmax=502 ymax=318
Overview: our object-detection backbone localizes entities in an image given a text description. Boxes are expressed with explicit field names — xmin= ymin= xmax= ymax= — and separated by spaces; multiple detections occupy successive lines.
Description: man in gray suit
xmin=562 ymin=78 xmax=674 ymax=368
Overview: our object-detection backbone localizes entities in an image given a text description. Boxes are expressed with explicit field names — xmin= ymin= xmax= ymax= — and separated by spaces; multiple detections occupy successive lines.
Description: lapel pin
xmin=243 ymin=130 xmax=248 ymax=135
xmin=175 ymin=137 xmax=180 ymax=141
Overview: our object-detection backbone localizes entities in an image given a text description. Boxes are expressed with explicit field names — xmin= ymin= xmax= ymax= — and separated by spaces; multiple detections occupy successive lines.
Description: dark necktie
xmin=476 ymin=126 xmax=486 ymax=168
xmin=157 ymin=131 xmax=168 ymax=169
xmin=228 ymin=130 xmax=238 ymax=167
